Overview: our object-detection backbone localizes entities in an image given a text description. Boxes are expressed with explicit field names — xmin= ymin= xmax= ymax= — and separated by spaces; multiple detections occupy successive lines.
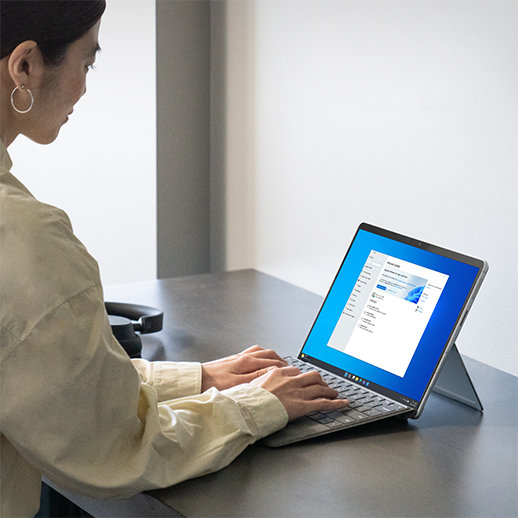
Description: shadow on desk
xmin=141 ymin=336 xmax=167 ymax=361
xmin=36 ymin=483 xmax=91 ymax=518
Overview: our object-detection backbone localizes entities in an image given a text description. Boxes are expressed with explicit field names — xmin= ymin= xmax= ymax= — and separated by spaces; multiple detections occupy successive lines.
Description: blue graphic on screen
xmin=405 ymin=285 xmax=425 ymax=304
xmin=377 ymin=270 xmax=427 ymax=304
xmin=300 ymin=229 xmax=480 ymax=401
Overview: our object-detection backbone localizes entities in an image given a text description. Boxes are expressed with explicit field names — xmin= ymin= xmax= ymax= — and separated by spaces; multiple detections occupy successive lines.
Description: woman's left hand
xmin=201 ymin=345 xmax=289 ymax=391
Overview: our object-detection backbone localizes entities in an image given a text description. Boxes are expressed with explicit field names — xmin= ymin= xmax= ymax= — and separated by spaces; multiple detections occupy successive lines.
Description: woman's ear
xmin=7 ymin=41 xmax=45 ymax=89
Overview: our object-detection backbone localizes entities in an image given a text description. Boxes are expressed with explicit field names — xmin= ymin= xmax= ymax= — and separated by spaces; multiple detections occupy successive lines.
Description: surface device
xmin=264 ymin=223 xmax=488 ymax=447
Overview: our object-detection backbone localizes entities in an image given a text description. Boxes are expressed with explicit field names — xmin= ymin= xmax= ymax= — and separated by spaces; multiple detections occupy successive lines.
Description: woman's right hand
xmin=251 ymin=366 xmax=349 ymax=421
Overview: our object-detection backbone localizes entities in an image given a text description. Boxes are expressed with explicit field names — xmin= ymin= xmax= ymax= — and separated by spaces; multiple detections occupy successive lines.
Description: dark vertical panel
xmin=209 ymin=0 xmax=227 ymax=273
xmin=157 ymin=0 xmax=211 ymax=278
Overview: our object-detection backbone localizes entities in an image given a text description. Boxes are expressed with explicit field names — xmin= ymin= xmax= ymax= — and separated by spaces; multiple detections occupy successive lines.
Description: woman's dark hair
xmin=0 ymin=0 xmax=106 ymax=65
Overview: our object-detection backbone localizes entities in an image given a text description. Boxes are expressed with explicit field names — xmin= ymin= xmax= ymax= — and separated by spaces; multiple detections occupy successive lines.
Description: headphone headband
xmin=105 ymin=302 xmax=163 ymax=334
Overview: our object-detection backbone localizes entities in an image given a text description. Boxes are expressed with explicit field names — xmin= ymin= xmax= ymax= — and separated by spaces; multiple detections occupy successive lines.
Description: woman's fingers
xmin=241 ymin=365 xmax=300 ymax=382
xmin=238 ymin=345 xmax=288 ymax=364
xmin=298 ymin=381 xmax=339 ymax=400
xmin=295 ymin=370 xmax=328 ymax=387
xmin=251 ymin=366 xmax=348 ymax=420
xmin=236 ymin=355 xmax=289 ymax=373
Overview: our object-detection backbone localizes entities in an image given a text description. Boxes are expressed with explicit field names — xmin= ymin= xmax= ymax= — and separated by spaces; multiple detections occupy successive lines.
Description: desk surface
xmin=61 ymin=270 xmax=517 ymax=517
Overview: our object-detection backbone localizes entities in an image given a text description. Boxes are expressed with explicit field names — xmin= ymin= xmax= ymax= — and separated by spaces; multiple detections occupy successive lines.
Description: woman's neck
xmin=0 ymin=112 xmax=17 ymax=148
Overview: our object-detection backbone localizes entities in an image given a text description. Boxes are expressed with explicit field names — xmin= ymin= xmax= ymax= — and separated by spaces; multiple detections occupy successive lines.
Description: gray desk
xmin=54 ymin=270 xmax=518 ymax=517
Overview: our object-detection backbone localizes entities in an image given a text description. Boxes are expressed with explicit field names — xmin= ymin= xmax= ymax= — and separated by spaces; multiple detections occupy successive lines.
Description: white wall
xmin=9 ymin=0 xmax=156 ymax=286
xmin=221 ymin=0 xmax=518 ymax=375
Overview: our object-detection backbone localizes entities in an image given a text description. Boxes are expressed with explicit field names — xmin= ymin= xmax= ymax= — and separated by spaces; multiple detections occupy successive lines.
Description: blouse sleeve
xmin=0 ymin=282 xmax=288 ymax=499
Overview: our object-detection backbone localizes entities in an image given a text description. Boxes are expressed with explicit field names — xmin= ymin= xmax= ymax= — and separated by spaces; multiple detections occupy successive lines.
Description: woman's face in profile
xmin=32 ymin=20 xmax=101 ymax=144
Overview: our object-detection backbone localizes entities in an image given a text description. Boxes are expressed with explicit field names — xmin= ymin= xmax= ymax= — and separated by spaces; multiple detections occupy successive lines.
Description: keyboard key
xmin=325 ymin=420 xmax=347 ymax=429
xmin=316 ymin=416 xmax=335 ymax=425
xmin=340 ymin=408 xmax=367 ymax=420
xmin=334 ymin=415 xmax=354 ymax=425
xmin=325 ymin=410 xmax=347 ymax=420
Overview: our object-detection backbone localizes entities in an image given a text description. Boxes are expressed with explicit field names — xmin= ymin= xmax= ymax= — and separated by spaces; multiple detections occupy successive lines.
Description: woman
xmin=0 ymin=2 xmax=346 ymax=516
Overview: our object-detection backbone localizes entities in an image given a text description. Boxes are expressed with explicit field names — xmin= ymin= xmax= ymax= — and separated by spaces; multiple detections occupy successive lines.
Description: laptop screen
xmin=299 ymin=223 xmax=485 ymax=406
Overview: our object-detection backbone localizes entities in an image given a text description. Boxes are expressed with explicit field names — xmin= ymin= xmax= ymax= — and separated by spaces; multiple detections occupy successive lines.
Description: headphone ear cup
xmin=108 ymin=315 xmax=143 ymax=358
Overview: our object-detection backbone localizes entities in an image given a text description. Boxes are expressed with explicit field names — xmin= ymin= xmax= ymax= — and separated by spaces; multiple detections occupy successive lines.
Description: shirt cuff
xmin=132 ymin=359 xmax=202 ymax=401
xmin=222 ymin=384 xmax=289 ymax=440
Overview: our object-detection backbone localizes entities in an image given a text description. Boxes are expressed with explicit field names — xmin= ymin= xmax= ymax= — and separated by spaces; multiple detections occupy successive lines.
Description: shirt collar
xmin=0 ymin=139 xmax=13 ymax=172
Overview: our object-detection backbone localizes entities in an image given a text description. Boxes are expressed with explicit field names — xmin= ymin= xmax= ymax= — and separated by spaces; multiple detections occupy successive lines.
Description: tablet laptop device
xmin=264 ymin=223 xmax=488 ymax=447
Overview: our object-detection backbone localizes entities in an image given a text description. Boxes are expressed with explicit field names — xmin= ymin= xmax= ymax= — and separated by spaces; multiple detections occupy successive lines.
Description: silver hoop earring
xmin=11 ymin=85 xmax=34 ymax=114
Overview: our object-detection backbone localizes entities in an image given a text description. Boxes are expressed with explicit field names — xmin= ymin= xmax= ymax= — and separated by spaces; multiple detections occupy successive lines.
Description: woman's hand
xmin=201 ymin=345 xmax=288 ymax=392
xmin=251 ymin=366 xmax=349 ymax=421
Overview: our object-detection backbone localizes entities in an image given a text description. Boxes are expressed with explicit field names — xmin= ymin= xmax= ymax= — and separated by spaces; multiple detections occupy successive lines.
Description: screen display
xmin=300 ymin=224 xmax=482 ymax=402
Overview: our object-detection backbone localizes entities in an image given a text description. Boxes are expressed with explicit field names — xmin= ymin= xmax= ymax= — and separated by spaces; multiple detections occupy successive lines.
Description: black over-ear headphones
xmin=105 ymin=302 xmax=164 ymax=358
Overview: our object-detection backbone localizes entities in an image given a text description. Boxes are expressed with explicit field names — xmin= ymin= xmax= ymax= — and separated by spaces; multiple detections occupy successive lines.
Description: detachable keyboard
xmin=263 ymin=356 xmax=411 ymax=447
